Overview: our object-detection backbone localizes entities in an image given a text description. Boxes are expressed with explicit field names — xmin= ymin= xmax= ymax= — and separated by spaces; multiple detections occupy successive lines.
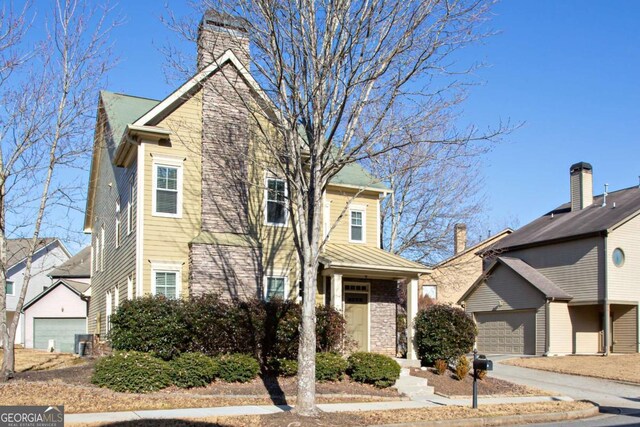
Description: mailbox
xmin=473 ymin=358 xmax=493 ymax=371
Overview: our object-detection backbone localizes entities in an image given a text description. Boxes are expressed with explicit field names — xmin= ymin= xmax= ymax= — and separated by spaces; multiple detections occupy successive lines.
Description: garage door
xmin=476 ymin=311 xmax=536 ymax=355
xmin=34 ymin=318 xmax=86 ymax=353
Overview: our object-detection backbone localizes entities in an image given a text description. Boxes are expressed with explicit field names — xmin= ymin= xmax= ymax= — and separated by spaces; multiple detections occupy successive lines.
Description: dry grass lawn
xmin=67 ymin=401 xmax=595 ymax=427
xmin=0 ymin=348 xmax=86 ymax=372
xmin=0 ymin=381 xmax=390 ymax=414
xmin=503 ymin=354 xmax=640 ymax=383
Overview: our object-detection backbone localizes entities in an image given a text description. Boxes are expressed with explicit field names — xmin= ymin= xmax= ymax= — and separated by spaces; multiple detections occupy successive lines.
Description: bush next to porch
xmin=109 ymin=294 xmax=348 ymax=366
xmin=414 ymin=304 xmax=476 ymax=366
xmin=347 ymin=352 xmax=401 ymax=388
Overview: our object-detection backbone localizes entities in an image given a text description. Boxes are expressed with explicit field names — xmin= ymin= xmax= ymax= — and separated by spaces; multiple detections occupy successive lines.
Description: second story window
xmin=115 ymin=199 xmax=121 ymax=249
xmin=127 ymin=179 xmax=133 ymax=235
xmin=350 ymin=208 xmax=365 ymax=243
xmin=266 ymin=178 xmax=286 ymax=225
xmin=153 ymin=159 xmax=182 ymax=218
xmin=100 ymin=225 xmax=105 ymax=271
xmin=5 ymin=281 xmax=14 ymax=296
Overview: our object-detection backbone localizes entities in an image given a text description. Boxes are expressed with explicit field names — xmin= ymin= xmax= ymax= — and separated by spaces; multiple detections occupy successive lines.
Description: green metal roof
xmin=100 ymin=90 xmax=159 ymax=147
xmin=99 ymin=90 xmax=387 ymax=190
xmin=330 ymin=163 xmax=388 ymax=191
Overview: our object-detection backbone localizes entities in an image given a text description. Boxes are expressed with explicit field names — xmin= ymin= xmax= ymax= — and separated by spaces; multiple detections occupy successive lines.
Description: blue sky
xmin=25 ymin=1 xmax=640 ymax=249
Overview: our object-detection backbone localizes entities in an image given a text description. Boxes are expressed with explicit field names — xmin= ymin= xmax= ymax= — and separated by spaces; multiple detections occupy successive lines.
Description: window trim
xmin=5 ymin=281 xmax=14 ymax=296
xmin=152 ymin=156 xmax=184 ymax=218
xmin=105 ymin=290 xmax=112 ymax=335
xmin=151 ymin=261 xmax=182 ymax=299
xmin=115 ymin=199 xmax=121 ymax=249
xmin=127 ymin=274 xmax=134 ymax=300
xmin=264 ymin=176 xmax=288 ymax=227
xmin=264 ymin=275 xmax=288 ymax=301
xmin=127 ymin=178 xmax=133 ymax=235
xmin=349 ymin=205 xmax=366 ymax=243
xmin=422 ymin=284 xmax=437 ymax=300
xmin=100 ymin=225 xmax=105 ymax=271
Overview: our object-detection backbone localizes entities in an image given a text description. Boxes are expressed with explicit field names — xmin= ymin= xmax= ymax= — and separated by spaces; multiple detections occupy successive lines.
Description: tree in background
xmin=0 ymin=0 xmax=117 ymax=380
xmin=164 ymin=0 xmax=503 ymax=415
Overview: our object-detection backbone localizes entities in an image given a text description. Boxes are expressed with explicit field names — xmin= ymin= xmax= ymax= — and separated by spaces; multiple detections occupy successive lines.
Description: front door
xmin=344 ymin=292 xmax=369 ymax=351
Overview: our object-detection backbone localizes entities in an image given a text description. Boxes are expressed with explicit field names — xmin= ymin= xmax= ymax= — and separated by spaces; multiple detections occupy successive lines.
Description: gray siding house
xmin=460 ymin=162 xmax=640 ymax=355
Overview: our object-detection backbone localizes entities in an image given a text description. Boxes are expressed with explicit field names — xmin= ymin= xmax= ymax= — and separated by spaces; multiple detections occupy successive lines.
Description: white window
xmin=100 ymin=225 xmax=105 ymax=271
xmin=114 ymin=285 xmax=120 ymax=310
xmin=152 ymin=157 xmax=183 ymax=218
xmin=105 ymin=290 xmax=112 ymax=335
xmin=5 ymin=281 xmax=14 ymax=296
xmin=349 ymin=206 xmax=366 ymax=243
xmin=115 ymin=199 xmax=121 ymax=249
xmin=151 ymin=262 xmax=182 ymax=299
xmin=265 ymin=177 xmax=287 ymax=225
xmin=127 ymin=274 xmax=133 ymax=300
xmin=323 ymin=200 xmax=331 ymax=241
xmin=127 ymin=179 xmax=133 ymax=234
xmin=265 ymin=276 xmax=287 ymax=301
xmin=422 ymin=285 xmax=437 ymax=300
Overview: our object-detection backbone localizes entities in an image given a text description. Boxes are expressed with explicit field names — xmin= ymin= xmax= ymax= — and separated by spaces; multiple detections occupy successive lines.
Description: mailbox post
xmin=471 ymin=349 xmax=493 ymax=409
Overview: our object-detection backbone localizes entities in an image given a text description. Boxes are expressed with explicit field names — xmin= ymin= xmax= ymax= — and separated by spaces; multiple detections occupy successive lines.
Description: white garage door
xmin=34 ymin=318 xmax=86 ymax=353
xmin=476 ymin=310 xmax=536 ymax=355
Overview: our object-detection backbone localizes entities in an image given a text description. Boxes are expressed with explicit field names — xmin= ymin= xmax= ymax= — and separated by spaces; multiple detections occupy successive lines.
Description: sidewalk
xmin=65 ymin=394 xmax=571 ymax=424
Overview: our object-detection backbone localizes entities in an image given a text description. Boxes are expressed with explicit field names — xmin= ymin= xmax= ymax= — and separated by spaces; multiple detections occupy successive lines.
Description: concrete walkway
xmin=65 ymin=394 xmax=570 ymax=423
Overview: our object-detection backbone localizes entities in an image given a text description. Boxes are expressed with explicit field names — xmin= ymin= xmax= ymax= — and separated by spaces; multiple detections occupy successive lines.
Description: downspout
xmin=603 ymin=232 xmax=610 ymax=356
xmin=544 ymin=297 xmax=553 ymax=356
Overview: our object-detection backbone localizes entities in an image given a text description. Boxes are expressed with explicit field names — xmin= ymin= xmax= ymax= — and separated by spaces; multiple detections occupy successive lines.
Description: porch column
xmin=331 ymin=273 xmax=343 ymax=313
xmin=406 ymin=278 xmax=419 ymax=360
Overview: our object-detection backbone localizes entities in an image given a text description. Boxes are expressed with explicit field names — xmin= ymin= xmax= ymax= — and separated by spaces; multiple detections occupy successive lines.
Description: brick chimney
xmin=454 ymin=224 xmax=467 ymax=255
xmin=570 ymin=162 xmax=593 ymax=211
xmin=197 ymin=10 xmax=250 ymax=71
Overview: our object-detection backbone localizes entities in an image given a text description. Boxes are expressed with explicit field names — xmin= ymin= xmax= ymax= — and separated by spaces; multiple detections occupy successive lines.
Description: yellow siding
xmin=549 ymin=302 xmax=572 ymax=355
xmin=570 ymin=305 xmax=601 ymax=354
xmin=142 ymin=91 xmax=203 ymax=295
xmin=324 ymin=188 xmax=380 ymax=247
xmin=607 ymin=213 xmax=640 ymax=302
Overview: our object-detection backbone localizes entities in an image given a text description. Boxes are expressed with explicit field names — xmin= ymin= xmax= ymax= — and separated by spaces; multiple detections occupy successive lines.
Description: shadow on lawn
xmin=260 ymin=375 xmax=287 ymax=405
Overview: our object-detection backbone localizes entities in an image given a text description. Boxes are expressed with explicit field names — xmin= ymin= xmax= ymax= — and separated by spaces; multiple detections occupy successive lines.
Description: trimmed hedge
xmin=316 ymin=352 xmax=348 ymax=381
xmin=109 ymin=294 xmax=347 ymax=366
xmin=218 ymin=353 xmax=260 ymax=382
xmin=347 ymin=352 xmax=401 ymax=388
xmin=170 ymin=352 xmax=219 ymax=388
xmin=414 ymin=304 xmax=476 ymax=366
xmin=109 ymin=296 xmax=188 ymax=360
xmin=266 ymin=358 xmax=298 ymax=377
xmin=91 ymin=351 xmax=171 ymax=393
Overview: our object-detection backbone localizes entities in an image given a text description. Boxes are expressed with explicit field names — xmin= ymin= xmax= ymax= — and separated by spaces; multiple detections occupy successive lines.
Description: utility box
xmin=473 ymin=358 xmax=493 ymax=371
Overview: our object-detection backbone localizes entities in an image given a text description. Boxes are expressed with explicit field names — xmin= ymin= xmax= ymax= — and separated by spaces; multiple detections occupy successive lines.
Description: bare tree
xmin=0 ymin=0 xmax=117 ymax=380
xmin=163 ymin=0 xmax=504 ymax=415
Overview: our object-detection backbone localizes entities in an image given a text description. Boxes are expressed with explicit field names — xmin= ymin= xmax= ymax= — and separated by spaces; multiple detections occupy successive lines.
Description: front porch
xmin=318 ymin=243 xmax=431 ymax=359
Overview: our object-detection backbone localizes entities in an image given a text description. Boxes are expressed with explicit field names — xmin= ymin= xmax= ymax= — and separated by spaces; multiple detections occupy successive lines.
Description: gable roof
xmin=22 ymin=279 xmax=90 ymax=312
xmin=458 ymin=256 xmax=572 ymax=304
xmin=6 ymin=238 xmax=68 ymax=270
xmin=490 ymin=186 xmax=640 ymax=252
xmin=49 ymin=246 xmax=91 ymax=279
xmin=100 ymin=91 xmax=160 ymax=150
xmin=432 ymin=228 xmax=513 ymax=269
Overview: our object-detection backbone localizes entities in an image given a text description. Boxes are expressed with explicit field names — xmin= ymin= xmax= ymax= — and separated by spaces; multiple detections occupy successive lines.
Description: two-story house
xmin=4 ymin=238 xmax=70 ymax=347
xmin=460 ymin=162 xmax=640 ymax=356
xmin=84 ymin=11 xmax=429 ymax=358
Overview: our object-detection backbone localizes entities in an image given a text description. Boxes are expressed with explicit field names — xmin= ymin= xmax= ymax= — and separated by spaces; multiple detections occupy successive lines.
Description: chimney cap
xmin=202 ymin=10 xmax=248 ymax=33
xmin=570 ymin=162 xmax=593 ymax=174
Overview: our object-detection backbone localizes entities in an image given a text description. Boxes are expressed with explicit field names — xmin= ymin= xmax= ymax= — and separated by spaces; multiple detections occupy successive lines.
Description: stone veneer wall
xmin=190 ymin=243 xmax=262 ymax=300
xmin=369 ymin=280 xmax=399 ymax=356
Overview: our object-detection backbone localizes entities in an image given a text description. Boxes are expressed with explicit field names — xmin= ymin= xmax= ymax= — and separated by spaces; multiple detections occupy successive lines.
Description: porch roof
xmin=320 ymin=243 xmax=431 ymax=275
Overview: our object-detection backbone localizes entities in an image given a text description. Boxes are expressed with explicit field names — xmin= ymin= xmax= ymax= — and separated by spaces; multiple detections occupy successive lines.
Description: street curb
xmin=370 ymin=404 xmax=600 ymax=427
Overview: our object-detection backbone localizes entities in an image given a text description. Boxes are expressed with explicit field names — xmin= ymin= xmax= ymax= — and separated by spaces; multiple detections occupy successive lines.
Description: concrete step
xmin=401 ymin=384 xmax=435 ymax=396
xmin=394 ymin=377 xmax=429 ymax=388
xmin=394 ymin=358 xmax=421 ymax=368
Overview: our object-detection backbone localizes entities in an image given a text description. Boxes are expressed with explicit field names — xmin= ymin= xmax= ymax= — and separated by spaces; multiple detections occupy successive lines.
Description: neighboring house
xmin=23 ymin=246 xmax=91 ymax=353
xmin=422 ymin=225 xmax=512 ymax=305
xmin=84 ymin=11 xmax=430 ymax=359
xmin=4 ymin=238 xmax=70 ymax=346
xmin=460 ymin=162 xmax=640 ymax=356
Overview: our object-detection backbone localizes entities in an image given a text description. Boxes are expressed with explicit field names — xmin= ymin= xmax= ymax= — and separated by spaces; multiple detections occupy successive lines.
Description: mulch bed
xmin=410 ymin=368 xmax=547 ymax=397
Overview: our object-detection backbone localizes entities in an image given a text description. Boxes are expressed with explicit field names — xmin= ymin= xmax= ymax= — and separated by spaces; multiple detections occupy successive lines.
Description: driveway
xmin=488 ymin=355 xmax=640 ymax=425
